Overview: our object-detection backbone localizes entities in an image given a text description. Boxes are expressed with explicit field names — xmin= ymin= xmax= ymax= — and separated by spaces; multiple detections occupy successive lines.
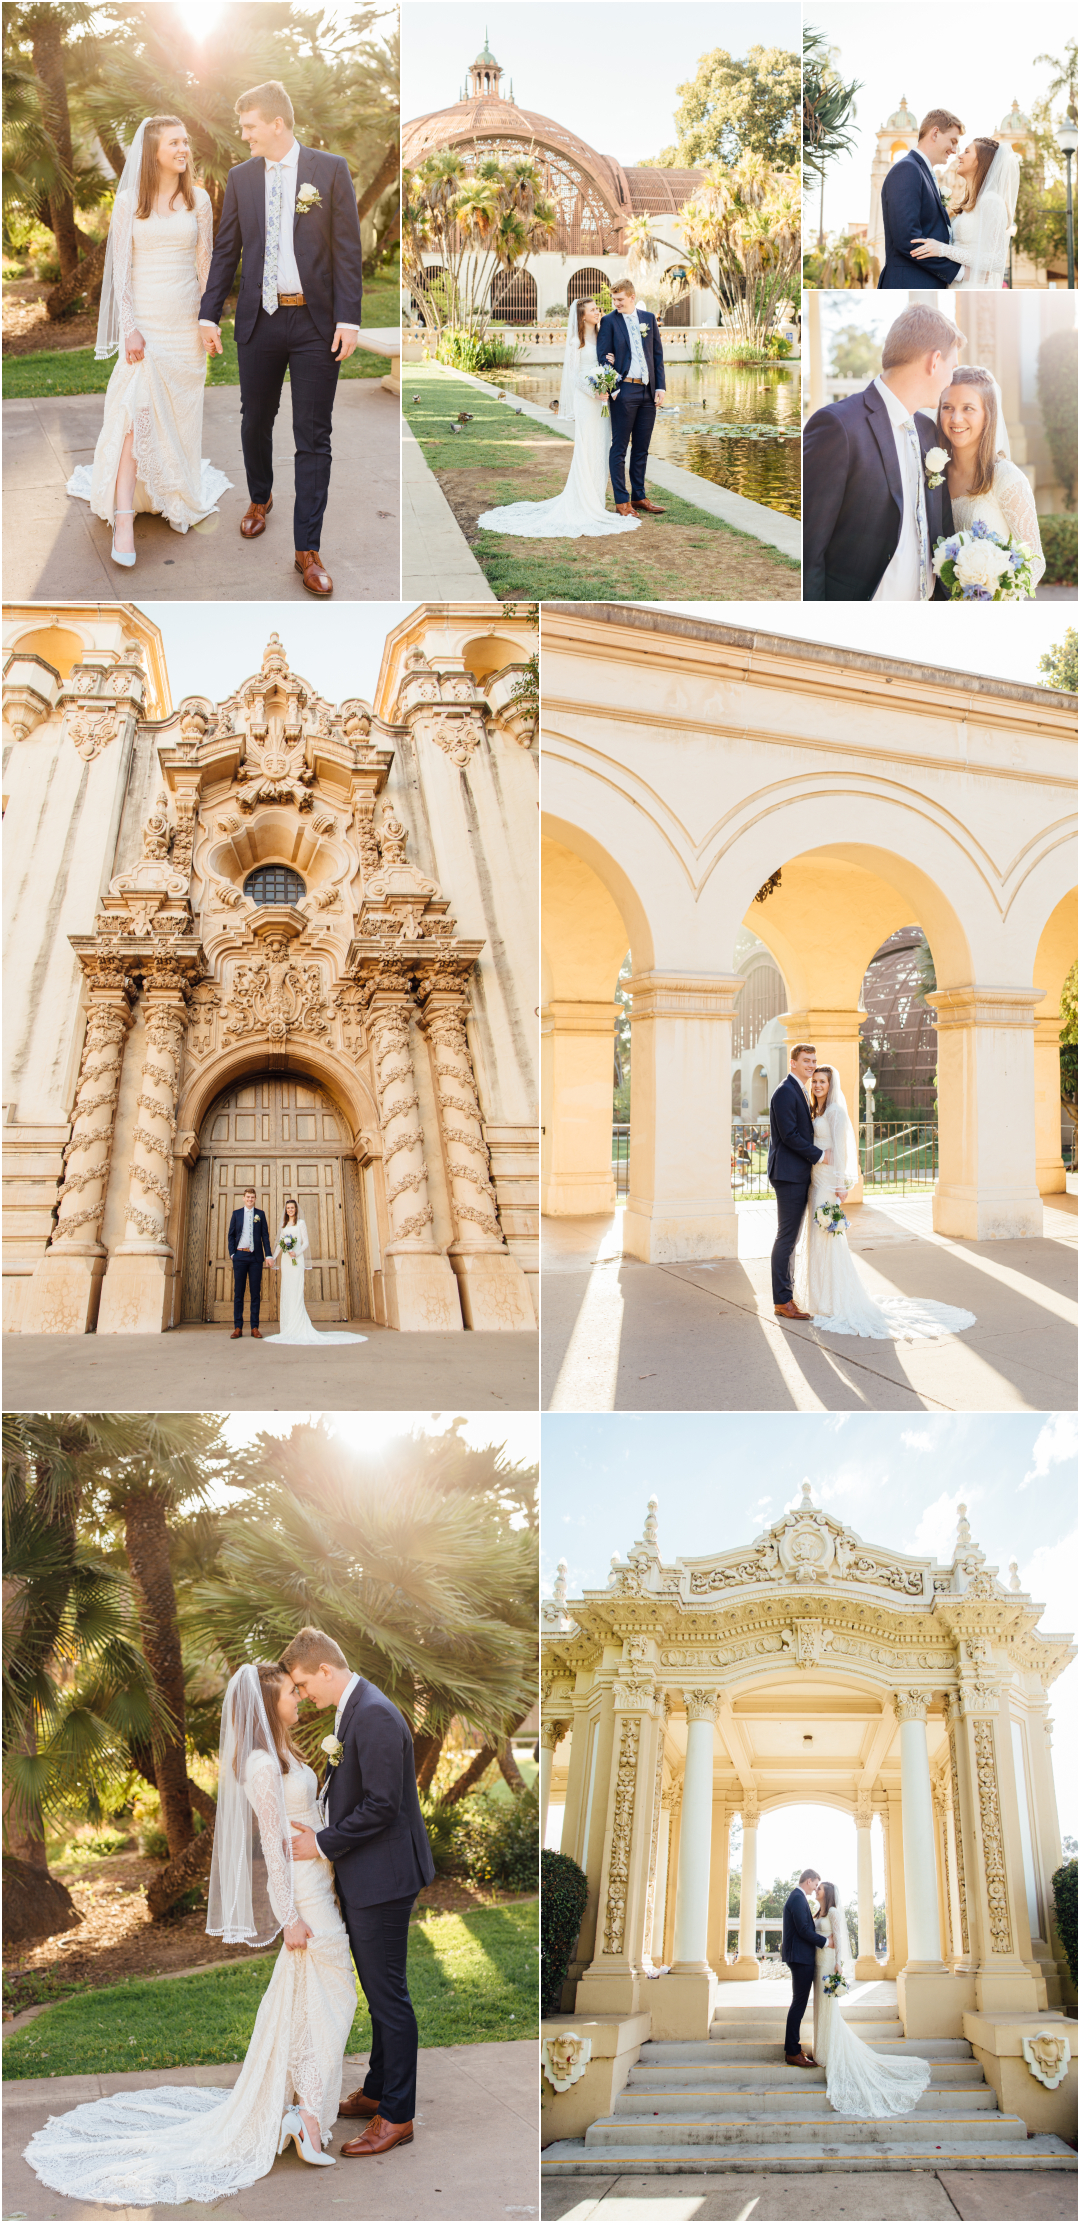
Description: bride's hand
xmin=909 ymin=239 xmax=939 ymax=260
xmin=125 ymin=328 xmax=146 ymax=363
xmin=284 ymin=1917 xmax=313 ymax=1951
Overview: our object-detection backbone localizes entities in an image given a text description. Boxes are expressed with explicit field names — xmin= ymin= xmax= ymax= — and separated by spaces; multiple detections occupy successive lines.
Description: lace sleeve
xmin=245 ymin=1753 xmax=298 ymax=1928
xmin=574 ymin=365 xmax=600 ymax=399
xmin=298 ymin=1219 xmax=311 ymax=1257
xmin=993 ymin=462 xmax=1045 ymax=588
xmin=111 ymin=192 xmax=138 ymax=348
xmin=964 ymin=190 xmax=1010 ymax=287
xmin=195 ymin=189 xmax=213 ymax=294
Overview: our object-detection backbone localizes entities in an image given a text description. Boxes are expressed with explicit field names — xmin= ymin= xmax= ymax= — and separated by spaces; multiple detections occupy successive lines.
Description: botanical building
xmin=3 ymin=602 xmax=537 ymax=1336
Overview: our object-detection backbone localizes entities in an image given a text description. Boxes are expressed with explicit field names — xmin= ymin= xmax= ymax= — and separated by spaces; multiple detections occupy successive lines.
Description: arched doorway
xmin=567 ymin=266 xmax=608 ymax=306
xmin=181 ymin=1073 xmax=372 ymax=1325
xmin=491 ymin=268 xmax=537 ymax=324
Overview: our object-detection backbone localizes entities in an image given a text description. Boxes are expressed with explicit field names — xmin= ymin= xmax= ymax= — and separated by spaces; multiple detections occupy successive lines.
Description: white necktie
xmin=900 ymin=419 xmax=931 ymax=601
xmin=263 ymin=163 xmax=282 ymax=314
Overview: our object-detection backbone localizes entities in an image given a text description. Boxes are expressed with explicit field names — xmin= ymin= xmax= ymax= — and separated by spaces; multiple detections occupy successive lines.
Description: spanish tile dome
xmin=884 ymin=97 xmax=918 ymax=130
xmin=997 ymin=99 xmax=1031 ymax=133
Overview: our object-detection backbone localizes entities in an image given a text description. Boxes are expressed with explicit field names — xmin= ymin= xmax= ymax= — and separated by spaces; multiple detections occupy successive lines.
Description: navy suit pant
xmin=784 ymin=1961 xmax=814 ymax=2055
xmin=771 ymin=1178 xmax=810 ymax=1305
xmin=608 ymin=382 xmax=655 ymax=504
xmin=231 ymin=1251 xmax=264 ymax=1330
xmin=237 ymin=304 xmax=340 ymax=549
xmin=346 ymin=1892 xmax=419 ymax=2123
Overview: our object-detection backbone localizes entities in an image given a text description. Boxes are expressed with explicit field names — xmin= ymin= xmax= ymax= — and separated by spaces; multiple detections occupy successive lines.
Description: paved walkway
xmin=542 ymin=2169 xmax=1078 ymax=2221
xmin=3 ymin=1319 xmax=538 ymax=1414
xmin=3 ymin=384 xmax=400 ymax=601
xmin=4 ymin=2038 xmax=538 ymax=2220
xmin=542 ymin=1193 xmax=1077 ymax=1412
xmin=401 ymin=420 xmax=497 ymax=598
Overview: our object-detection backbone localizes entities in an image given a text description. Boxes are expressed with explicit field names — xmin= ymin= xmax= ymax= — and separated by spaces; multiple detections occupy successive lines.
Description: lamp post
xmin=1057 ymin=121 xmax=1078 ymax=293
xmin=862 ymin=1069 xmax=876 ymax=1175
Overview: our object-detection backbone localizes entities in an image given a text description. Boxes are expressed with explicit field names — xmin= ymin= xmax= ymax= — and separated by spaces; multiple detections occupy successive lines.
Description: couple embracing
xmin=69 ymin=81 xmax=364 ymax=594
xmin=782 ymin=1868 xmax=930 ymax=2116
xmin=478 ymin=278 xmax=667 ymax=540
xmin=26 ymin=1629 xmax=436 ymax=2204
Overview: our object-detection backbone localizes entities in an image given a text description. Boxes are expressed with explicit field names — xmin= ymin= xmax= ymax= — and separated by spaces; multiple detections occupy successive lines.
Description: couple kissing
xmin=781 ymin=1868 xmax=930 ymax=2116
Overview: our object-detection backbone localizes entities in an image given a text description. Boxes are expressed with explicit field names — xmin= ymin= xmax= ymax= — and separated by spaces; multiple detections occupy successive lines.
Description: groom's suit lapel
xmin=292 ymin=145 xmax=318 ymax=272
xmin=862 ymin=383 xmax=904 ymax=530
xmin=323 ymin=1677 xmax=364 ymax=1810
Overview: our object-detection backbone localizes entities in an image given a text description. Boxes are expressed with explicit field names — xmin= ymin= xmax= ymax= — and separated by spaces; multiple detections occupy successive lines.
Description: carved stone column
xmin=576 ymin=1676 xmax=664 ymax=2019
xmin=640 ymin=1697 xmax=670 ymax=1971
xmin=98 ymin=976 xmax=189 ymax=1335
xmin=673 ymin=1690 xmax=718 ymax=1971
xmin=930 ymin=985 xmax=1043 ymax=1238
xmin=539 ymin=1717 xmax=570 ymax=1845
xmin=957 ymin=1686 xmax=1041 ymax=2013
xmin=855 ymin=1794 xmax=879 ymax=1978
xmin=652 ymin=1790 xmax=673 ymax=1961
xmin=419 ymin=987 xmax=533 ymax=1329
xmin=22 ymin=966 xmax=133 ymax=1334
xmin=736 ymin=1791 xmax=761 ymax=1975
xmin=369 ymin=989 xmax=462 ymax=1332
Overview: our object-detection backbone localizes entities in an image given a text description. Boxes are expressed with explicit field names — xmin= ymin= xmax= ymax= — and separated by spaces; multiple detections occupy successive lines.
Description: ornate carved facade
xmin=3 ymin=603 xmax=539 ymax=1335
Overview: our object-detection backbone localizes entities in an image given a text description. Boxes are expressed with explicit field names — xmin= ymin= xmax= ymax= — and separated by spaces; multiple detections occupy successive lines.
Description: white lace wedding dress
xmin=24 ymin=1754 xmax=356 ymax=2206
xmin=814 ymin=1905 xmax=930 ymax=2118
xmin=67 ymin=187 xmax=231 ymax=532
xmin=940 ymin=195 xmax=1011 ymax=290
xmin=949 ymin=459 xmax=1045 ymax=591
xmin=793 ymin=1114 xmax=977 ymax=1342
xmin=476 ymin=340 xmax=641 ymax=539
xmin=265 ymin=1220 xmax=368 ymax=1347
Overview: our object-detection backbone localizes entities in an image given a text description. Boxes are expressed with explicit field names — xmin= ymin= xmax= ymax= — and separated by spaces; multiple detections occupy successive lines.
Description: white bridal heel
xmin=110 ymin=508 xmax=136 ymax=567
xmin=278 ymin=2107 xmax=336 ymax=2166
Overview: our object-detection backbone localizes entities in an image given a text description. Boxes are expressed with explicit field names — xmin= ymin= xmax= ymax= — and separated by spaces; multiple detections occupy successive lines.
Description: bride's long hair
xmin=956 ymin=137 xmax=1000 ymax=211
xmin=134 ymin=115 xmax=197 ymax=221
xmin=280 ymin=1197 xmax=300 ymax=1229
xmin=818 ymin=1879 xmax=838 ymax=1914
xmin=230 ymin=1660 xmax=298 ymax=1780
xmin=936 ymin=365 xmax=1003 ymax=497
xmin=571 ymin=298 xmax=596 ymax=350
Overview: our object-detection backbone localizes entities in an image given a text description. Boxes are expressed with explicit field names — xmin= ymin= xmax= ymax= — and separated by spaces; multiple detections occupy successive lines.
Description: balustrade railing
xmin=610 ymin=1119 xmax=943 ymax=1205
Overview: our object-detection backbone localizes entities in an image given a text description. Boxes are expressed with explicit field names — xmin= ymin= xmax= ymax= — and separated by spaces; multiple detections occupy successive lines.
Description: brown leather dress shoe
xmin=240 ymin=496 xmax=273 ymax=537
xmin=614 ymin=503 xmax=633 ymax=517
xmin=632 ymin=498 xmax=665 ymax=513
xmin=338 ymin=2090 xmax=381 ymax=2119
xmin=774 ymin=1300 xmax=812 ymax=1320
xmin=785 ymin=2050 xmax=816 ymax=2067
xmin=230 ymin=1328 xmax=242 ymax=1338
xmin=341 ymin=2115 xmax=414 ymax=2156
xmin=251 ymin=1328 xmax=263 ymax=1339
xmin=295 ymin=549 xmax=333 ymax=596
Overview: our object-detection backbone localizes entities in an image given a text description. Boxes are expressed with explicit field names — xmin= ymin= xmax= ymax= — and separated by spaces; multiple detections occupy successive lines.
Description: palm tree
xmin=802 ymin=24 xmax=862 ymax=251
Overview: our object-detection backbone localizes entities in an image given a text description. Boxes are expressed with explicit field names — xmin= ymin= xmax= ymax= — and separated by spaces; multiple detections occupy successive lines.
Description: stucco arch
xmin=175 ymin=1043 xmax=380 ymax=1157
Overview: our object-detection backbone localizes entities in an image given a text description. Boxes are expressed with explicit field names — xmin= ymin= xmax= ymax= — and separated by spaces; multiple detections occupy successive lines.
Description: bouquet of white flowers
xmin=278 ymin=1231 xmax=298 ymax=1258
xmin=823 ymin=1967 xmax=850 ymax=1998
xmin=814 ymin=1200 xmax=849 ymax=1238
xmin=932 ymin=520 xmax=1035 ymax=602
xmin=586 ymin=366 xmax=621 ymax=418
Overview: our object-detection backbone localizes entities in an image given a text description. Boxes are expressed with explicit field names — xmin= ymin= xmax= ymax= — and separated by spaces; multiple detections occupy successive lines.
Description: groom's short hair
xmin=919 ymin=107 xmax=963 ymax=140
xmin=799 ymin=1867 xmax=821 ymax=1884
xmin=612 ymin=279 xmax=635 ymax=297
xmin=281 ymin=1625 xmax=348 ymax=1675
xmin=236 ymin=79 xmax=294 ymax=130
xmin=790 ymin=1043 xmax=815 ymax=1062
xmin=882 ymin=305 xmax=964 ymax=370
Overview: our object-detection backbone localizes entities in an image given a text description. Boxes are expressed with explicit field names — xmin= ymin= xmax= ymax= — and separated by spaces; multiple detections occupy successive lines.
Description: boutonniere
xmin=321 ymin=1734 xmax=343 ymax=1767
xmin=296 ymin=183 xmax=322 ymax=216
xmin=924 ymin=446 xmax=949 ymax=490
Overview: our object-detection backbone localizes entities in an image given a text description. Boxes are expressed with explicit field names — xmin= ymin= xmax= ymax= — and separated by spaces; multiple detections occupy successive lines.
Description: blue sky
xmin=135 ymin=604 xmax=420 ymax=713
xmin=541 ymin=1412 xmax=1078 ymax=1837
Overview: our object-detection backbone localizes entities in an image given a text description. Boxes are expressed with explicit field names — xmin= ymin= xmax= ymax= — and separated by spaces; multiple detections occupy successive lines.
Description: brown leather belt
xmin=277 ymin=291 xmax=306 ymax=307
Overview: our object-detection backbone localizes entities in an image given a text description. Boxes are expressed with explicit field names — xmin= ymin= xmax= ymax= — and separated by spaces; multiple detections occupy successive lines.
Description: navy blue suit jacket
xmin=768 ymin=1074 xmax=823 ymax=1188
xmin=199 ymin=144 xmax=364 ymax=347
xmin=802 ymin=381 xmax=955 ymax=601
xmin=781 ymin=1887 xmax=828 ymax=1967
xmin=227 ymin=1206 xmax=272 ymax=1260
xmin=878 ymin=149 xmax=956 ymax=290
xmin=596 ymin=307 xmax=666 ymax=400
xmin=315 ymin=1678 xmax=436 ymax=1912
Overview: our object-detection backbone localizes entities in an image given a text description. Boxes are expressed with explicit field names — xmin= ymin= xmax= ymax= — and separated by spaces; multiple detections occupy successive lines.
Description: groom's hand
xmin=199 ymin=322 xmax=223 ymax=357
xmin=290 ymin=1823 xmax=320 ymax=1861
xmin=821 ymin=1150 xmax=832 ymax=1166
xmin=284 ymin=1918 xmax=313 ymax=1951
xmin=655 ymin=389 xmax=666 ymax=408
xmin=332 ymin=326 xmax=358 ymax=361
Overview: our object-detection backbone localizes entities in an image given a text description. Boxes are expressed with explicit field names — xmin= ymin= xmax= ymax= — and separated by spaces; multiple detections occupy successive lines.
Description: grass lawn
xmin=405 ymin=362 xmax=800 ymax=601
xmin=3 ymin=1903 xmax=537 ymax=2080
xmin=2 ymin=262 xmax=400 ymax=400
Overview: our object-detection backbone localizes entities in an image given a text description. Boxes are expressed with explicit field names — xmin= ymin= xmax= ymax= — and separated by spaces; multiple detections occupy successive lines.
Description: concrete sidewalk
xmin=3 ymin=382 xmax=400 ymax=601
xmin=541 ymin=2168 xmax=1078 ymax=2221
xmin=402 ymin=420 xmax=497 ymax=599
xmin=2 ymin=1319 xmax=538 ymax=1414
xmin=542 ymin=1195 xmax=1077 ymax=1413
xmin=4 ymin=2038 xmax=539 ymax=2220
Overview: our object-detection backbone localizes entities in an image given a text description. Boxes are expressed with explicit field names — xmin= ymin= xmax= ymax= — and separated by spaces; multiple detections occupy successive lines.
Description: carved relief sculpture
xmin=973 ymin=1717 xmax=1013 ymax=1954
xmin=370 ymin=1001 xmax=436 ymax=1247
xmin=49 ymin=986 xmax=133 ymax=1248
xmin=121 ymin=997 xmax=188 ymax=1245
xmin=222 ymin=941 xmax=330 ymax=1047
xmin=603 ymin=1713 xmax=642 ymax=1957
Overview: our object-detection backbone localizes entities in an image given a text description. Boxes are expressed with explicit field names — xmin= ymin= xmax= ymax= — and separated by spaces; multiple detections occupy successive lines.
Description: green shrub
xmin=138 ymin=1825 xmax=170 ymax=1861
xmin=541 ymin=1847 xmax=588 ymax=2017
xmin=31 ymin=251 xmax=61 ymax=285
xmin=74 ymin=1827 xmax=130 ymax=1859
xmin=543 ymin=303 xmax=569 ymax=321
xmin=1062 ymin=1044 xmax=1078 ymax=1100
xmin=1052 ymin=1856 xmax=1077 ymax=1986
xmin=419 ymin=1796 xmax=461 ymax=1874
xmin=1038 ymin=330 xmax=1078 ymax=507
xmin=1038 ymin=514 xmax=1078 ymax=587
xmin=435 ymin=329 xmax=523 ymax=373
xmin=453 ymin=1783 xmax=539 ymax=1891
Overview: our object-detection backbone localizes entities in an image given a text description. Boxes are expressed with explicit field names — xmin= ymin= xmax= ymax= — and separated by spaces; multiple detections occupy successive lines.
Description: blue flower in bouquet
xmin=813 ymin=1200 xmax=849 ymax=1237
xmin=971 ymin=518 xmax=990 ymax=539
xmin=586 ymin=366 xmax=621 ymax=417
xmin=933 ymin=525 xmax=1033 ymax=602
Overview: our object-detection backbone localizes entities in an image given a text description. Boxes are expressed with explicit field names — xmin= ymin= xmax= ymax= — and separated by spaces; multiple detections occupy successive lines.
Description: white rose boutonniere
xmin=924 ymin=446 xmax=949 ymax=490
xmin=296 ymin=183 xmax=322 ymax=216
xmin=320 ymin=1734 xmax=344 ymax=1767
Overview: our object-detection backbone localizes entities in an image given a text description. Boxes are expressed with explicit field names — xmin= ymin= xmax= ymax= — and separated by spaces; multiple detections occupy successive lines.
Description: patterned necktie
xmin=901 ymin=417 xmax=931 ymax=601
xmin=263 ymin=161 xmax=281 ymax=314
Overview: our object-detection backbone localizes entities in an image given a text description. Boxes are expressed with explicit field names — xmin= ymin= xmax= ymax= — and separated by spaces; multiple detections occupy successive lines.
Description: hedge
xmin=541 ymin=1847 xmax=589 ymax=2017
xmin=1038 ymin=328 xmax=1078 ymax=508
xmin=1052 ymin=1856 xmax=1077 ymax=1987
xmin=1038 ymin=514 xmax=1078 ymax=587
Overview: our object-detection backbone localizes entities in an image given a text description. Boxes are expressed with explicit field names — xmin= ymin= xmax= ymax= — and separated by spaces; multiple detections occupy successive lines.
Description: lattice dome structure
xmin=860 ymin=927 xmax=939 ymax=1115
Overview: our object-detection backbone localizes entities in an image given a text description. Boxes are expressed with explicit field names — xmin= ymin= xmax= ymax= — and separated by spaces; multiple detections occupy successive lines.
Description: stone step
xmin=710 ymin=2018 xmax=904 ymax=2041
xmin=640 ymin=2037 xmax=974 ymax=2064
xmin=628 ymin=2059 xmax=985 ymax=2088
xmin=585 ymin=2110 xmax=1025 ymax=2149
xmin=614 ymin=2086 xmax=1001 ymax=2118
xmin=541 ymin=2136 xmax=1078 ymax=2176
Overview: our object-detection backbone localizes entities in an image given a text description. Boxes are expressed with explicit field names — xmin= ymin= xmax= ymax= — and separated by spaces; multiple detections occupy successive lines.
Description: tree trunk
xmin=145 ymin=1819 xmax=215 ymax=1920
xmin=356 ymin=140 xmax=400 ymax=223
xmin=46 ymin=235 xmax=107 ymax=320
xmin=2 ymin=1719 xmax=48 ymax=1869
xmin=29 ymin=17 xmax=81 ymax=281
xmin=496 ymin=1736 xmax=526 ymax=1793
xmin=440 ymin=1744 xmax=497 ymax=1805
xmin=123 ymin=1494 xmax=194 ymax=1857
xmin=413 ymin=1730 xmax=445 ymax=1795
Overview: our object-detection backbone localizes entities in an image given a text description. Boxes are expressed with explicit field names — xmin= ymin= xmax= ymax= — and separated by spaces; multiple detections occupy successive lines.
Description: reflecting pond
xmin=485 ymin=358 xmax=801 ymax=519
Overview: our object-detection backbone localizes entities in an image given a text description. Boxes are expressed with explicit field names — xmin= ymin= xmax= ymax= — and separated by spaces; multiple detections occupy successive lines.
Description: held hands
xmin=290 ymin=1823 xmax=320 ymax=1862
xmin=331 ymin=327 xmax=358 ymax=361
xmin=909 ymin=238 xmax=938 ymax=260
xmin=199 ymin=325 xmax=224 ymax=357
xmin=124 ymin=328 xmax=146 ymax=364
xmin=283 ymin=1917 xmax=313 ymax=1951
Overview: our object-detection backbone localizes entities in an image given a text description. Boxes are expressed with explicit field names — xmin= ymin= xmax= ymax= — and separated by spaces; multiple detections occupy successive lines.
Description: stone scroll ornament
xmin=50 ymin=996 xmax=132 ymax=1244
xmin=603 ymin=1713 xmax=641 ymax=1956
xmin=123 ymin=1005 xmax=186 ymax=1243
xmin=371 ymin=1003 xmax=435 ymax=1244
xmin=542 ymin=2032 xmax=592 ymax=2091
xmin=422 ymin=1003 xmax=505 ymax=1247
xmin=1021 ymin=2031 xmax=1071 ymax=2090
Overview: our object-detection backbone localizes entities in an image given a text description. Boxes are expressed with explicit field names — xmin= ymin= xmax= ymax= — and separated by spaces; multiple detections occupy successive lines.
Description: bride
xmin=67 ymin=115 xmax=231 ymax=564
xmin=476 ymin=298 xmax=641 ymax=540
xmin=793 ymin=1065 xmax=977 ymax=1342
xmin=911 ymin=138 xmax=1019 ymax=292
xmin=24 ymin=1663 xmax=357 ymax=2203
xmin=936 ymin=365 xmax=1044 ymax=591
xmin=266 ymin=1197 xmax=368 ymax=1347
xmin=812 ymin=1880 xmax=931 ymax=2117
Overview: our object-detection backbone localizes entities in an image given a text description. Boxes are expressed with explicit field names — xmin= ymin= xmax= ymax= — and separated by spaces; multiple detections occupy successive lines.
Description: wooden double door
xmin=182 ymin=1076 xmax=371 ymax=1325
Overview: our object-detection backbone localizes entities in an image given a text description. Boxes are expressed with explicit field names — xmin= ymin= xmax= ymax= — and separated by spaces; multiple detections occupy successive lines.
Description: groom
xmin=879 ymin=109 xmax=963 ymax=290
xmin=768 ymin=1046 xmax=824 ymax=1323
xmin=227 ymin=1186 xmax=273 ymax=1338
xmin=283 ymin=1626 xmax=436 ymax=2159
xmin=199 ymin=78 xmax=365 ymax=598
xmin=781 ymin=1868 xmax=829 ymax=2066
xmin=803 ymin=303 xmax=960 ymax=600
xmin=596 ymin=280 xmax=667 ymax=517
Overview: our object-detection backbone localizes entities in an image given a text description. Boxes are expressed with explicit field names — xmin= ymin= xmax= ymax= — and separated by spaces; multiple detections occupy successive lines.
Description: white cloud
xmin=902 ymin=1430 xmax=933 ymax=1451
xmin=1021 ymin=1414 xmax=1079 ymax=1490
xmin=911 ymin=1488 xmax=979 ymax=1565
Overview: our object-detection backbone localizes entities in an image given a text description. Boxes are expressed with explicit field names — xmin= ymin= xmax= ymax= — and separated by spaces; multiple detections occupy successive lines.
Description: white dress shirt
xmin=335 ymin=1671 xmax=361 ymax=1734
xmin=238 ymin=1204 xmax=255 ymax=1251
xmin=200 ymin=137 xmax=358 ymax=333
xmin=621 ymin=307 xmax=649 ymax=382
xmin=871 ymin=375 xmax=929 ymax=603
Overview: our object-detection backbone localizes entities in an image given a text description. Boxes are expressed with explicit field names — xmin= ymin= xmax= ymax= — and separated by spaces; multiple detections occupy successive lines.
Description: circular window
xmin=244 ymin=866 xmax=306 ymax=906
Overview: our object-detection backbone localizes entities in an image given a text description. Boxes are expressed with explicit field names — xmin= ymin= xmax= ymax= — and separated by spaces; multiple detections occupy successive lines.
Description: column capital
xmin=683 ymin=1687 xmax=720 ymax=1725
xmin=894 ymin=1688 xmax=930 ymax=1724
xmin=613 ymin=1676 xmax=659 ymax=1714
xmin=780 ymin=1006 xmax=868 ymax=1047
xmin=540 ymin=1718 xmax=570 ymax=1751
xmin=855 ymin=1795 xmax=874 ymax=1830
xmin=929 ymin=984 xmax=1043 ymax=1031
xmin=625 ymin=972 xmax=744 ymax=1023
